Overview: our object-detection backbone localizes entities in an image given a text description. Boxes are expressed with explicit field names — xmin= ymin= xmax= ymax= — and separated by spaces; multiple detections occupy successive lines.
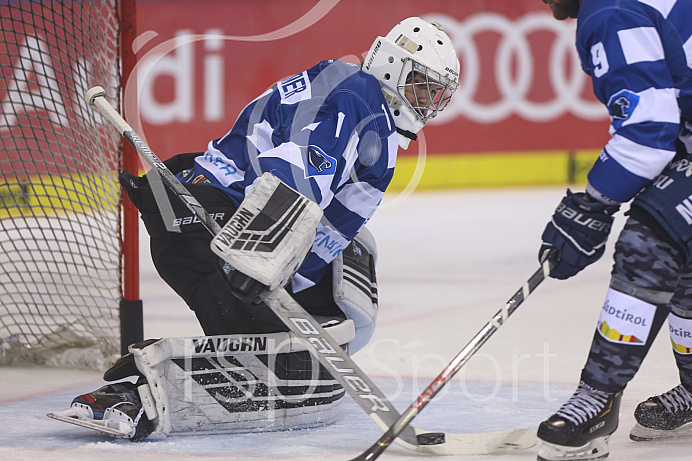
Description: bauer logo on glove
xmin=539 ymin=190 xmax=619 ymax=280
xmin=554 ymin=201 xmax=613 ymax=233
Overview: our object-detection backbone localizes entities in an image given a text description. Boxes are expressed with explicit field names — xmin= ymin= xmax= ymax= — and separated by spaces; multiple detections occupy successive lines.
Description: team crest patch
xmin=303 ymin=145 xmax=336 ymax=177
xmin=607 ymin=89 xmax=639 ymax=130
xmin=597 ymin=288 xmax=655 ymax=346
xmin=192 ymin=174 xmax=211 ymax=184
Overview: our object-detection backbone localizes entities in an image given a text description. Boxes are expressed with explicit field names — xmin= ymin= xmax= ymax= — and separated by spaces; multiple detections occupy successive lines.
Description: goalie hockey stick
xmin=85 ymin=86 xmax=533 ymax=456
xmin=351 ymin=252 xmax=558 ymax=461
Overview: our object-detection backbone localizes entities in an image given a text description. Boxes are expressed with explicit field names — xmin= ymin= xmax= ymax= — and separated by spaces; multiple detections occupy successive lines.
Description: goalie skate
xmin=47 ymin=382 xmax=154 ymax=440
xmin=47 ymin=406 xmax=135 ymax=438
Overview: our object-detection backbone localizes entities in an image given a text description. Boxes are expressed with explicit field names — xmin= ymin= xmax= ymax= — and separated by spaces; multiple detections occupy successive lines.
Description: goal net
xmin=0 ymin=1 xmax=127 ymax=370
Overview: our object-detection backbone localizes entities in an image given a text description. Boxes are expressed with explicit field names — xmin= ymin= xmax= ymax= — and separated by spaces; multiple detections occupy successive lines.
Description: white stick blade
xmin=411 ymin=427 xmax=535 ymax=455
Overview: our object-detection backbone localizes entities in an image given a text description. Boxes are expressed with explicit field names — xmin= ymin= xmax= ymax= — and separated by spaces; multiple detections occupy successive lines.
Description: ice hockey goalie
xmin=48 ymin=171 xmax=380 ymax=440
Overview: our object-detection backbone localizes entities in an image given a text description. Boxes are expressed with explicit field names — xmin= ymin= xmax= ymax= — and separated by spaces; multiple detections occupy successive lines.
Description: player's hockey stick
xmin=85 ymin=86 xmax=534 ymax=455
xmin=351 ymin=252 xmax=558 ymax=461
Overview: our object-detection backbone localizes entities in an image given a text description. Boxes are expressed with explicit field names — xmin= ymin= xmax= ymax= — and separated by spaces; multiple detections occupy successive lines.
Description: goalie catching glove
xmin=539 ymin=189 xmax=619 ymax=280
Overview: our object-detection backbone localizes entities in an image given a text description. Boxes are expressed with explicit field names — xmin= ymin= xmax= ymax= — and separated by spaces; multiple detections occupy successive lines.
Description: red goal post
xmin=0 ymin=0 xmax=141 ymax=369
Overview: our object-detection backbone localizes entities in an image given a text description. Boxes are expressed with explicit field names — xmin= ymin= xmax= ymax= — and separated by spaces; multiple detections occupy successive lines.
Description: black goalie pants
xmin=121 ymin=153 xmax=343 ymax=336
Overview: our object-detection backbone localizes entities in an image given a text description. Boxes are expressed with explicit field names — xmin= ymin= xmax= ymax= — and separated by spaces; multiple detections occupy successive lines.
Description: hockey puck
xmin=417 ymin=432 xmax=445 ymax=445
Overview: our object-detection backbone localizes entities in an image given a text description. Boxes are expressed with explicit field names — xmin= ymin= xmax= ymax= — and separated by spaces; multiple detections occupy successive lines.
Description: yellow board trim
xmin=0 ymin=173 xmax=119 ymax=218
xmin=0 ymin=150 xmax=602 ymax=217
xmin=388 ymin=149 xmax=601 ymax=191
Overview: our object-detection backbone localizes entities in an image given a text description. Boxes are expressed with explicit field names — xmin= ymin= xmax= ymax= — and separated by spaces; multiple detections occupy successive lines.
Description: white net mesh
xmin=0 ymin=0 xmax=122 ymax=369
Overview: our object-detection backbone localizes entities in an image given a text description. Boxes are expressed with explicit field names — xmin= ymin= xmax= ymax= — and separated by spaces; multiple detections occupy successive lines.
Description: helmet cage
xmin=397 ymin=58 xmax=458 ymax=122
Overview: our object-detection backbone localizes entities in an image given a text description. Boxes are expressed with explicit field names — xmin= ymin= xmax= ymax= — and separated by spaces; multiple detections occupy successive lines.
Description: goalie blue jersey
xmin=576 ymin=0 xmax=692 ymax=202
xmin=177 ymin=60 xmax=398 ymax=291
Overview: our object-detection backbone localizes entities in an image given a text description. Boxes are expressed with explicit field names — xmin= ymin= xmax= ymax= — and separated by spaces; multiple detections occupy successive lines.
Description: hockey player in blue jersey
xmin=52 ymin=17 xmax=460 ymax=440
xmin=133 ymin=16 xmax=458 ymax=350
xmin=536 ymin=0 xmax=692 ymax=459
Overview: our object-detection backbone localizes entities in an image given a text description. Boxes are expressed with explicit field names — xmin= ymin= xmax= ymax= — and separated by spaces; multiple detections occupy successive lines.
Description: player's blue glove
xmin=539 ymin=190 xmax=619 ymax=280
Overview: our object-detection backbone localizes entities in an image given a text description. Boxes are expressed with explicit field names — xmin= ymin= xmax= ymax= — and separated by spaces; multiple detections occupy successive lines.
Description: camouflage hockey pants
xmin=580 ymin=216 xmax=692 ymax=393
xmin=580 ymin=129 xmax=692 ymax=394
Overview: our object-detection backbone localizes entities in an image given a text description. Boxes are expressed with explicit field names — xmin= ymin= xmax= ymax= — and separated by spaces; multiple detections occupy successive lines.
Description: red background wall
xmin=128 ymin=0 xmax=610 ymax=160
xmin=0 ymin=0 xmax=611 ymax=163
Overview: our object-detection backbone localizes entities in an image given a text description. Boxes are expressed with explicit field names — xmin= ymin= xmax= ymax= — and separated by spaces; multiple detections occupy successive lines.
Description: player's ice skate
xmin=536 ymin=382 xmax=621 ymax=461
xmin=629 ymin=384 xmax=692 ymax=441
xmin=537 ymin=436 xmax=611 ymax=461
xmin=47 ymin=382 xmax=154 ymax=440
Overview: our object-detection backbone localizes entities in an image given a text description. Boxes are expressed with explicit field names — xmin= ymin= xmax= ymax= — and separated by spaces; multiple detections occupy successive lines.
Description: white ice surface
xmin=1 ymin=186 xmax=689 ymax=460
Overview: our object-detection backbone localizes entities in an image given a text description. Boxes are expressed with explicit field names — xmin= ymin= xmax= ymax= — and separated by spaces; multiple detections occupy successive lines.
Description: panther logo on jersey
xmin=610 ymin=97 xmax=630 ymax=120
xmin=304 ymin=145 xmax=336 ymax=177
xmin=607 ymin=89 xmax=640 ymax=130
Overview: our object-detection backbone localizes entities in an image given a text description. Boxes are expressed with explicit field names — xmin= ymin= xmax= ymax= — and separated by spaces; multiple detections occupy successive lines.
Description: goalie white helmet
xmin=363 ymin=17 xmax=460 ymax=149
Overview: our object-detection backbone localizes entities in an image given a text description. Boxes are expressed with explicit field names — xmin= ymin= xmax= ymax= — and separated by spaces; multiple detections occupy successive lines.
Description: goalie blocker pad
xmin=210 ymin=172 xmax=323 ymax=291
xmin=333 ymin=227 xmax=379 ymax=354
xmin=128 ymin=320 xmax=355 ymax=437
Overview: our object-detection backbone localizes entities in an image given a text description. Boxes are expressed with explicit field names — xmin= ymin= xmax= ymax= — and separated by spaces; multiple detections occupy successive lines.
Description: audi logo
xmin=425 ymin=12 xmax=608 ymax=125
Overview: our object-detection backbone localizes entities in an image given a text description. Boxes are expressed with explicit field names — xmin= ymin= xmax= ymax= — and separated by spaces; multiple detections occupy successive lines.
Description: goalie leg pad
xmin=332 ymin=227 xmax=379 ymax=354
xmin=128 ymin=320 xmax=355 ymax=436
